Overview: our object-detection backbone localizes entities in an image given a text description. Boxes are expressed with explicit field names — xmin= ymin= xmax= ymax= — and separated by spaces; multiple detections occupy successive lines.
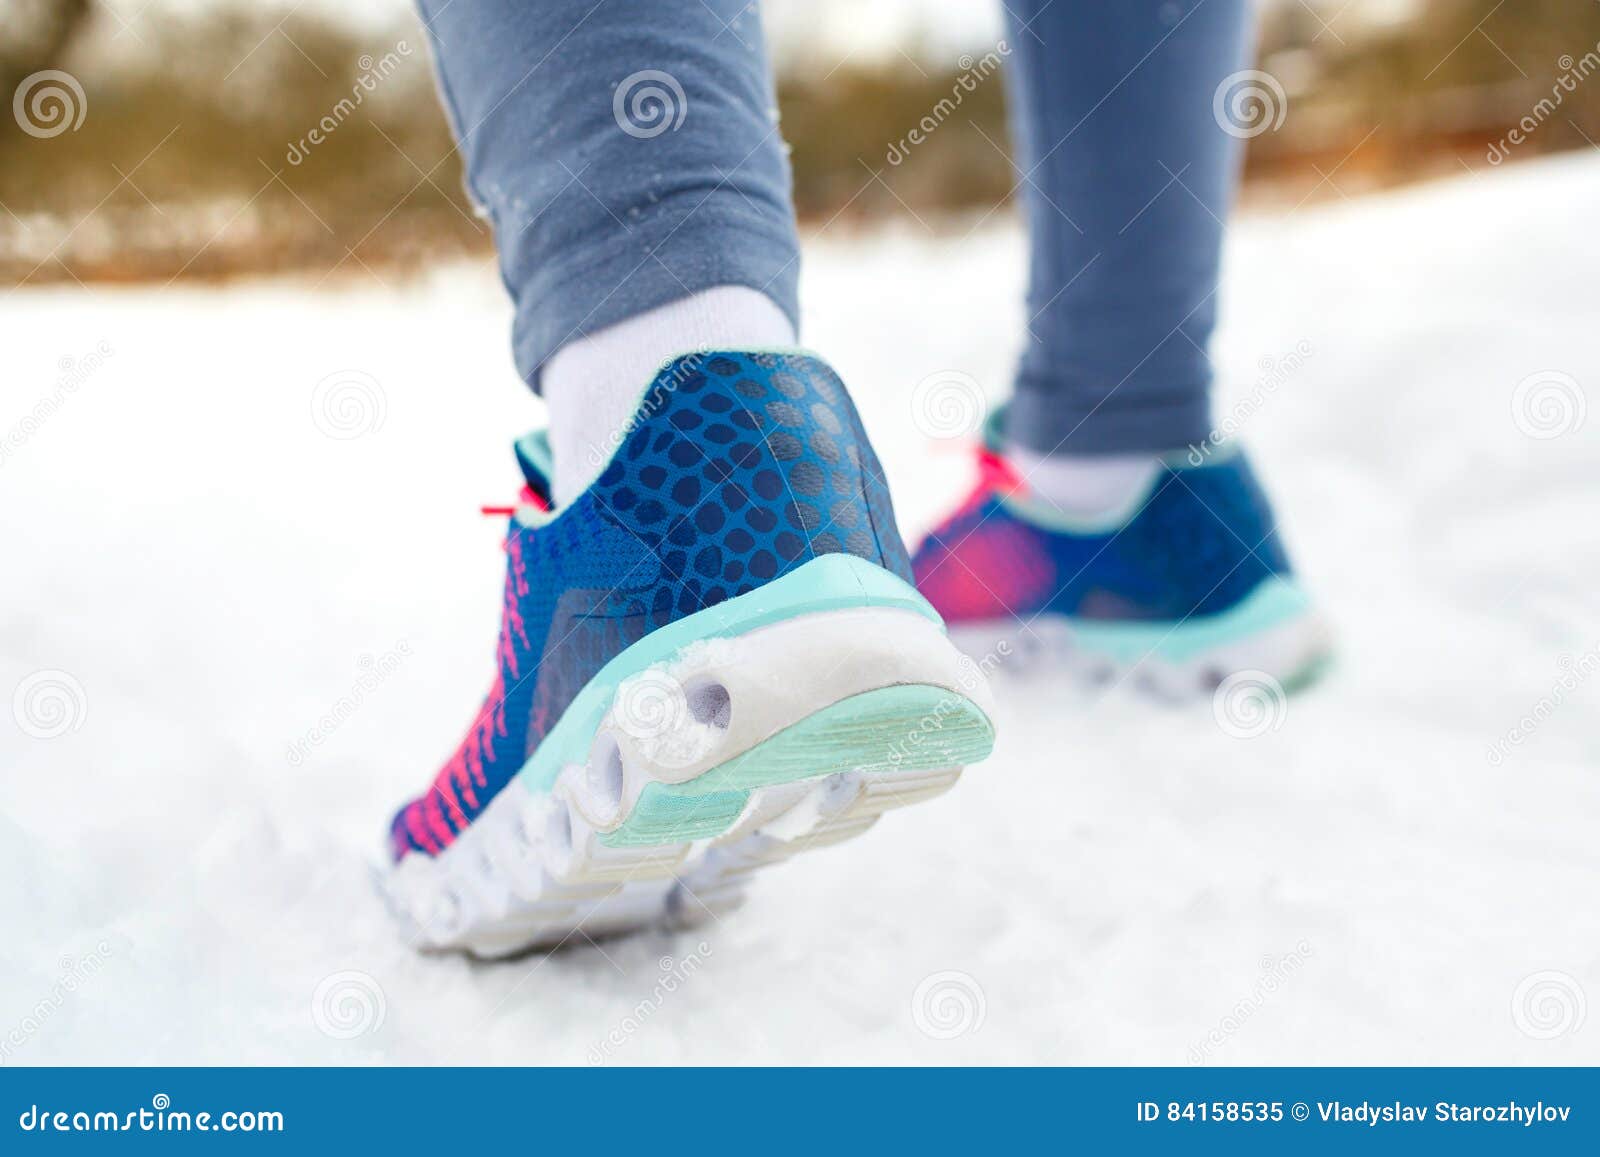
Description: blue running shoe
xmin=385 ymin=352 xmax=996 ymax=956
xmin=910 ymin=431 xmax=1330 ymax=699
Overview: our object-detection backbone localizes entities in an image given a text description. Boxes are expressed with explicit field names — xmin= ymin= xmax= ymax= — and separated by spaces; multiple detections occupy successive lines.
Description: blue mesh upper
xmin=390 ymin=351 xmax=911 ymax=859
xmin=912 ymin=450 xmax=1292 ymax=624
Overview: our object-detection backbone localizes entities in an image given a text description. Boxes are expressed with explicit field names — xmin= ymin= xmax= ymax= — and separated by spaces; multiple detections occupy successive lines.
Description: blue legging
xmin=418 ymin=0 xmax=1250 ymax=454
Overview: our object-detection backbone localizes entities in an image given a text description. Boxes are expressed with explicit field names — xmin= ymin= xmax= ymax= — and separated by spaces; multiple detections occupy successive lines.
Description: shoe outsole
xmin=382 ymin=580 xmax=994 ymax=959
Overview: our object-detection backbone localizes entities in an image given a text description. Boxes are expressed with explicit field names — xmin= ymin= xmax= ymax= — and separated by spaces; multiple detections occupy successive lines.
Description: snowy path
xmin=3 ymin=154 xmax=1598 ymax=1064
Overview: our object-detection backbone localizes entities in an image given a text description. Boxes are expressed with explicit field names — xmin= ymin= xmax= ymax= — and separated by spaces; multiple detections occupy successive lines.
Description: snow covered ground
xmin=3 ymin=152 xmax=1598 ymax=1066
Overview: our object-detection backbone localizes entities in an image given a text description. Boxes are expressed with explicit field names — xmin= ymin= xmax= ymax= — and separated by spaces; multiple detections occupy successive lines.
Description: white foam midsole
xmin=382 ymin=604 xmax=990 ymax=955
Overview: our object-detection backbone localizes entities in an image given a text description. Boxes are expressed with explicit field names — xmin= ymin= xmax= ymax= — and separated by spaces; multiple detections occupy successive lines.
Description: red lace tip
xmin=480 ymin=486 xmax=552 ymax=518
xmin=975 ymin=448 xmax=1027 ymax=496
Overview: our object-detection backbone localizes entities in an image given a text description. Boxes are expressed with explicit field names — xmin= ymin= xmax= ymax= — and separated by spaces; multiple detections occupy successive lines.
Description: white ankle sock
xmin=1006 ymin=443 xmax=1163 ymax=517
xmin=542 ymin=286 xmax=796 ymax=505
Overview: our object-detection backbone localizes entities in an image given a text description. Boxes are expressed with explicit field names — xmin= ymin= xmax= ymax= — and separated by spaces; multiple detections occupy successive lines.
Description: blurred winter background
xmin=3 ymin=0 xmax=1598 ymax=1065
xmin=6 ymin=0 xmax=1600 ymax=282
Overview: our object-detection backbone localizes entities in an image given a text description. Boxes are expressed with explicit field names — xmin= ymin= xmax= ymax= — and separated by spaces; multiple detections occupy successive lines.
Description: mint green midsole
xmin=601 ymin=683 xmax=995 ymax=849
xmin=1028 ymin=576 xmax=1315 ymax=664
xmin=514 ymin=554 xmax=940 ymax=795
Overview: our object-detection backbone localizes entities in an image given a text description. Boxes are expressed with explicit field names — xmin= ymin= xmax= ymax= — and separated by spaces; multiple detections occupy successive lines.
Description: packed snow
xmin=3 ymin=152 xmax=1598 ymax=1065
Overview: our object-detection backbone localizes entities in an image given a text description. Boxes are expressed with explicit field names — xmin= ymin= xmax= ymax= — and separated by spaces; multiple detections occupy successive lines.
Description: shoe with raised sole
xmin=383 ymin=351 xmax=995 ymax=957
xmin=910 ymin=437 xmax=1330 ymax=699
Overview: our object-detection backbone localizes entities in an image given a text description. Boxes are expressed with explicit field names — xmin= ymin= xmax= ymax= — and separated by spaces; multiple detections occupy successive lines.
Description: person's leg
xmin=416 ymin=0 xmax=799 ymax=500
xmin=909 ymin=0 xmax=1328 ymax=693
xmin=1000 ymin=0 xmax=1250 ymax=460
xmin=387 ymin=1 xmax=996 ymax=956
